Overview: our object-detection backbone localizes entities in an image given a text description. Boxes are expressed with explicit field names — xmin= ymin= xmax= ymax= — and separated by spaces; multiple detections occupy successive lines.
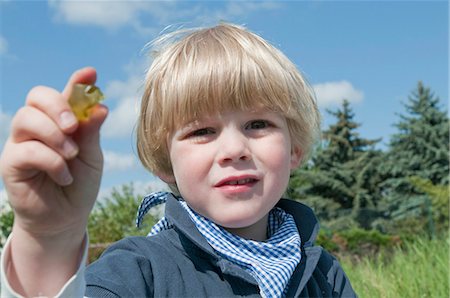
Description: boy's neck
xmin=223 ymin=214 xmax=269 ymax=242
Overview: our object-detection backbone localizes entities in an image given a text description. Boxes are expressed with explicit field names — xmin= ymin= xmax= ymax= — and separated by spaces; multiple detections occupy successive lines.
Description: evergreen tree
xmin=410 ymin=176 xmax=449 ymax=234
xmin=290 ymin=100 xmax=383 ymax=229
xmin=379 ymin=82 xmax=449 ymax=233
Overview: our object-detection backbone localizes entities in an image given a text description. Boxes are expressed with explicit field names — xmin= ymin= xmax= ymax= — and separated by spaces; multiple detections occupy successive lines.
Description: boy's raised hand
xmin=0 ymin=67 xmax=108 ymax=296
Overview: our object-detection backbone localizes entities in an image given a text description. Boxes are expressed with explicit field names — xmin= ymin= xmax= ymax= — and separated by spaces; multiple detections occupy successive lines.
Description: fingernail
xmin=63 ymin=139 xmax=79 ymax=159
xmin=61 ymin=168 xmax=73 ymax=186
xmin=60 ymin=111 xmax=78 ymax=129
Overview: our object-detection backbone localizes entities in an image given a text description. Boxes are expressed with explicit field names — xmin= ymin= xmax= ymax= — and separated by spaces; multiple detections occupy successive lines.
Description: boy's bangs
xmin=160 ymin=28 xmax=295 ymax=130
xmin=167 ymin=70 xmax=290 ymax=128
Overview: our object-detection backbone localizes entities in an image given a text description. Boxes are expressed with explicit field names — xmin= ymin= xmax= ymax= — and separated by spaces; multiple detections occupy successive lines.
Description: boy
xmin=0 ymin=23 xmax=356 ymax=297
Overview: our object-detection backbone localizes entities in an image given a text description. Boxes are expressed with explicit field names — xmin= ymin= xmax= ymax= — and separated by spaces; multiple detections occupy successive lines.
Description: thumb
xmin=62 ymin=67 xmax=98 ymax=99
xmin=63 ymin=67 xmax=107 ymax=161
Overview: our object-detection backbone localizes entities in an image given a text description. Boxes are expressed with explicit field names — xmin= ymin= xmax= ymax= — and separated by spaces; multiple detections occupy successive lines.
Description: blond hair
xmin=137 ymin=23 xmax=320 ymax=179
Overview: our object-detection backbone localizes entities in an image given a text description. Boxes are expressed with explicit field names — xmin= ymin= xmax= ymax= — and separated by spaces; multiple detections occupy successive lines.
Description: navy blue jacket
xmin=85 ymin=196 xmax=357 ymax=297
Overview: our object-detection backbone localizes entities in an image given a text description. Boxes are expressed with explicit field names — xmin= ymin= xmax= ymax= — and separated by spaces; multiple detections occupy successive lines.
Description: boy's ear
xmin=290 ymin=146 xmax=302 ymax=170
xmin=157 ymin=171 xmax=176 ymax=184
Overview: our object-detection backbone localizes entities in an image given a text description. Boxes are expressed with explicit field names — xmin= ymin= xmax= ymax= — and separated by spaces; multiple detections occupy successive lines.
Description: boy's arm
xmin=1 ymin=233 xmax=89 ymax=298
xmin=0 ymin=67 xmax=107 ymax=297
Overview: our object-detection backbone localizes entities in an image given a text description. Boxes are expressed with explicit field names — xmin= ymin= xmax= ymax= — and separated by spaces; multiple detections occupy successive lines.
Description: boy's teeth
xmin=226 ymin=178 xmax=254 ymax=185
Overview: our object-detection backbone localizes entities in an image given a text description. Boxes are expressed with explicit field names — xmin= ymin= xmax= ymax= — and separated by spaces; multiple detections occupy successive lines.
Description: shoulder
xmin=85 ymin=232 xmax=184 ymax=297
xmin=84 ymin=236 xmax=152 ymax=297
xmin=89 ymin=230 xmax=186 ymax=266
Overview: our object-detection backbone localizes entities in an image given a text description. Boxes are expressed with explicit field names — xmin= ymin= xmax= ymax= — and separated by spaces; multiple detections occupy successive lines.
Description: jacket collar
xmin=164 ymin=195 xmax=320 ymax=251
xmin=164 ymin=194 xmax=217 ymax=255
xmin=275 ymin=199 xmax=320 ymax=247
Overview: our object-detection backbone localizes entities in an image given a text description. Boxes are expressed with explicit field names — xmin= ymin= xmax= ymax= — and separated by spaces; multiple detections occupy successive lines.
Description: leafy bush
xmin=0 ymin=206 xmax=14 ymax=248
xmin=317 ymin=228 xmax=401 ymax=260
xmin=340 ymin=228 xmax=399 ymax=251
xmin=88 ymin=183 xmax=160 ymax=262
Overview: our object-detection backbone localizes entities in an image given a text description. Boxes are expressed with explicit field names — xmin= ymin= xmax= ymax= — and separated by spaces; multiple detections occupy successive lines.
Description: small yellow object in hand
xmin=68 ymin=84 xmax=105 ymax=121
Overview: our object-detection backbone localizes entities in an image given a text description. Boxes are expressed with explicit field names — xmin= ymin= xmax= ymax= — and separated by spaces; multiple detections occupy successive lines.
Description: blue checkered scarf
xmin=136 ymin=192 xmax=302 ymax=298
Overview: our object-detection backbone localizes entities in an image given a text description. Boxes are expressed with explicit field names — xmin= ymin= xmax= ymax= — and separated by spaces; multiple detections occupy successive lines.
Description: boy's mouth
xmin=215 ymin=176 xmax=259 ymax=187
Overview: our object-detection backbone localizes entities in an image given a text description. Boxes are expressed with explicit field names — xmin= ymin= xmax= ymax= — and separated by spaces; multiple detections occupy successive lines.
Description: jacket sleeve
xmin=84 ymin=237 xmax=154 ymax=298
xmin=1 ymin=233 xmax=88 ymax=298
xmin=321 ymin=252 xmax=357 ymax=298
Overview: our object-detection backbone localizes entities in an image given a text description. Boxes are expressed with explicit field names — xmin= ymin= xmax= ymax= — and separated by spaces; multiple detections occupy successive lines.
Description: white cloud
xmin=103 ymin=150 xmax=137 ymax=172
xmin=0 ymin=110 xmax=12 ymax=149
xmin=96 ymin=178 xmax=169 ymax=216
xmin=48 ymin=1 xmax=281 ymax=34
xmin=0 ymin=35 xmax=8 ymax=55
xmin=97 ymin=178 xmax=169 ymax=201
xmin=313 ymin=81 xmax=364 ymax=108
xmin=133 ymin=179 xmax=169 ymax=194
xmin=49 ymin=0 xmax=148 ymax=29
xmin=203 ymin=1 xmax=280 ymax=22
xmin=102 ymin=95 xmax=138 ymax=138
xmin=101 ymin=75 xmax=143 ymax=138
xmin=48 ymin=0 xmax=175 ymax=33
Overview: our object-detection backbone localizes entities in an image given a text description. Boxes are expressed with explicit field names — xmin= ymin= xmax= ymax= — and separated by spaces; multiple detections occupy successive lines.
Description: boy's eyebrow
xmin=181 ymin=118 xmax=204 ymax=127
xmin=179 ymin=108 xmax=276 ymax=127
xmin=179 ymin=114 xmax=219 ymax=127
xmin=175 ymin=119 xmax=205 ymax=133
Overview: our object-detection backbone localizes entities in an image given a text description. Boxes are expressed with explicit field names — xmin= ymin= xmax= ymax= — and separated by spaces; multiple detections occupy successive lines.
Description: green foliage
xmin=342 ymin=236 xmax=449 ymax=298
xmin=0 ymin=207 xmax=14 ymax=248
xmin=410 ymin=176 xmax=449 ymax=232
xmin=88 ymin=183 xmax=160 ymax=262
xmin=316 ymin=229 xmax=339 ymax=252
xmin=290 ymin=82 xmax=448 ymax=236
xmin=339 ymin=229 xmax=397 ymax=251
xmin=379 ymin=82 xmax=449 ymax=231
xmin=88 ymin=183 xmax=158 ymax=244
xmin=290 ymin=100 xmax=383 ymax=229
xmin=316 ymin=228 xmax=401 ymax=258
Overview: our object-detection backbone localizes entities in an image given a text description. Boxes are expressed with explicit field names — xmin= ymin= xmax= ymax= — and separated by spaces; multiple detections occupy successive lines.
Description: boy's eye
xmin=189 ymin=128 xmax=215 ymax=137
xmin=246 ymin=120 xmax=270 ymax=130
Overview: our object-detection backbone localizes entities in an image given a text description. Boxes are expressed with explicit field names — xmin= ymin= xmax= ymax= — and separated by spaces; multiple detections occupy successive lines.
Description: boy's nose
xmin=217 ymin=129 xmax=251 ymax=165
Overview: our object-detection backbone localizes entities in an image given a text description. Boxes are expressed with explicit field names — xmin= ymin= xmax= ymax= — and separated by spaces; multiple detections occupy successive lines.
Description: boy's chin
xmin=214 ymin=215 xmax=267 ymax=230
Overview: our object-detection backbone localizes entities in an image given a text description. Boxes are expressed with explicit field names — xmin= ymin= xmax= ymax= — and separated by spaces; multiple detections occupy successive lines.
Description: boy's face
xmin=163 ymin=109 xmax=301 ymax=237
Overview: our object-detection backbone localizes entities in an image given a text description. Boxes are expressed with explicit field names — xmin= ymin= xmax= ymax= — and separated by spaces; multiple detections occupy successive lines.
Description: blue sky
xmin=0 ymin=1 xmax=448 ymax=203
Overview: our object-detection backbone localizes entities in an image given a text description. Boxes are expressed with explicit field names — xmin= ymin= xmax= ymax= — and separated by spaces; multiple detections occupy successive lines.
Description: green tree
xmin=379 ymin=82 xmax=449 ymax=234
xmin=290 ymin=100 xmax=383 ymax=229
xmin=409 ymin=176 xmax=449 ymax=234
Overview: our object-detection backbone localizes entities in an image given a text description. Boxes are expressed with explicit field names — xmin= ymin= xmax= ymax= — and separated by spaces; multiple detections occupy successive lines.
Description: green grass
xmin=341 ymin=236 xmax=449 ymax=298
